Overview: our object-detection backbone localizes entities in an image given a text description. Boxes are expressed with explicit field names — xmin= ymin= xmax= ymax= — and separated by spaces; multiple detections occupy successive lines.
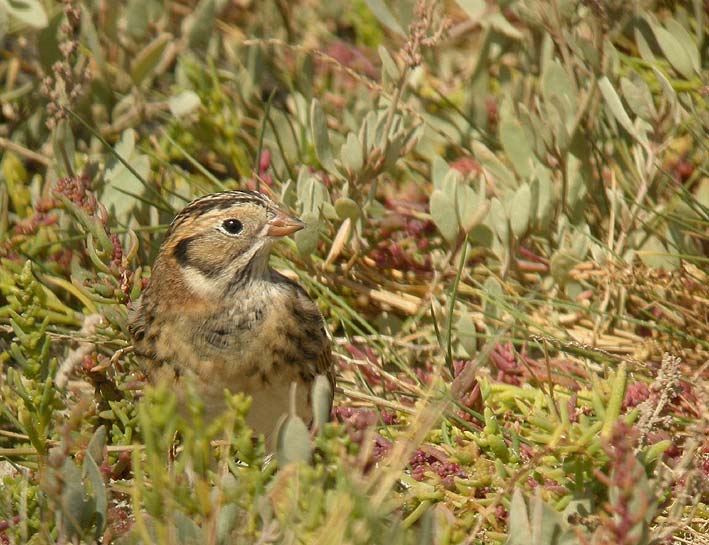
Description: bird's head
xmin=155 ymin=190 xmax=304 ymax=298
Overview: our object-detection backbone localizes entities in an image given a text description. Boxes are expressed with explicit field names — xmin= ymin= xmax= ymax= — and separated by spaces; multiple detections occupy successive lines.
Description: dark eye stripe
xmin=172 ymin=235 xmax=223 ymax=279
xmin=172 ymin=235 xmax=195 ymax=266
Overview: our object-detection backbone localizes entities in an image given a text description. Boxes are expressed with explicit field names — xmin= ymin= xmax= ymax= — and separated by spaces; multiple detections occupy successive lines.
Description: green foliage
xmin=1 ymin=0 xmax=707 ymax=543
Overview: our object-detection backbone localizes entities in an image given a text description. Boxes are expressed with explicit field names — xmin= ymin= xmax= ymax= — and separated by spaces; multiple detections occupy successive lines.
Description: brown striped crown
xmin=167 ymin=190 xmax=276 ymax=235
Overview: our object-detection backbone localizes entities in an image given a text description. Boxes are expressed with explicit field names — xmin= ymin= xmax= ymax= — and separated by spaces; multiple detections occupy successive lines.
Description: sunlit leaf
xmin=340 ymin=132 xmax=364 ymax=173
xmin=363 ymin=0 xmax=404 ymax=36
xmin=0 ymin=0 xmax=47 ymax=28
xmin=430 ymin=189 xmax=459 ymax=243
xmin=168 ymin=90 xmax=201 ymax=118
xmin=620 ymin=76 xmax=657 ymax=121
xmin=275 ymin=414 xmax=312 ymax=466
xmin=130 ymin=33 xmax=172 ymax=85
xmin=598 ymin=76 xmax=645 ymax=144
xmin=500 ymin=112 xmax=534 ymax=179
xmin=310 ymin=99 xmax=336 ymax=173
xmin=456 ymin=0 xmax=486 ymax=21
xmin=508 ymin=183 xmax=531 ymax=238
xmin=646 ymin=15 xmax=698 ymax=79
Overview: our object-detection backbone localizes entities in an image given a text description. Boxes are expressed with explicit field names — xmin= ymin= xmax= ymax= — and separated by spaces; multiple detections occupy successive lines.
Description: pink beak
xmin=266 ymin=210 xmax=305 ymax=237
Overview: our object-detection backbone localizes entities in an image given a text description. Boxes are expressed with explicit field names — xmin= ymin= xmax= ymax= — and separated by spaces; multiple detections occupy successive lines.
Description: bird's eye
xmin=221 ymin=219 xmax=243 ymax=235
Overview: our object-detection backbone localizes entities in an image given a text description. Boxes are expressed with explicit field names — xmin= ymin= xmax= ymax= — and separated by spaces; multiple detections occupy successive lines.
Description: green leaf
xmin=634 ymin=25 xmax=656 ymax=64
xmin=378 ymin=45 xmax=399 ymax=80
xmin=363 ymin=0 xmax=404 ymax=36
xmin=103 ymin=129 xmax=150 ymax=222
xmin=487 ymin=12 xmax=523 ymax=40
xmin=455 ymin=313 xmax=478 ymax=356
xmin=340 ymin=132 xmax=363 ymax=173
xmin=598 ymin=76 xmax=645 ymax=144
xmin=311 ymin=375 xmax=332 ymax=434
xmin=500 ymin=112 xmax=534 ymax=179
xmin=168 ymin=90 xmax=201 ymax=117
xmin=296 ymin=170 xmax=329 ymax=216
xmin=0 ymin=0 xmax=47 ymax=28
xmin=52 ymin=120 xmax=76 ymax=177
xmin=483 ymin=276 xmax=502 ymax=321
xmin=275 ymin=414 xmax=313 ymax=466
xmin=310 ymin=99 xmax=336 ymax=173
xmin=173 ymin=512 xmax=203 ymax=543
xmin=83 ymin=427 xmax=107 ymax=538
xmin=456 ymin=0 xmax=486 ymax=21
xmin=665 ymin=19 xmax=700 ymax=75
xmin=472 ymin=141 xmax=516 ymax=191
xmin=620 ymin=76 xmax=657 ymax=121
xmin=216 ymin=503 xmax=239 ymax=543
xmin=638 ymin=235 xmax=679 ymax=270
xmin=59 ymin=457 xmax=92 ymax=538
xmin=507 ymin=183 xmax=531 ymax=238
xmin=432 ymin=156 xmax=450 ymax=191
xmin=80 ymin=5 xmax=107 ymax=75
xmin=125 ymin=0 xmax=149 ymax=39
xmin=186 ymin=0 xmax=217 ymax=51
xmin=37 ymin=12 xmax=62 ymax=71
xmin=488 ymin=197 xmax=509 ymax=244
xmin=549 ymin=250 xmax=576 ymax=287
xmin=430 ymin=189 xmax=459 ymax=243
xmin=532 ymin=167 xmax=554 ymax=229
xmin=130 ymin=33 xmax=171 ymax=85
xmin=541 ymin=59 xmax=576 ymax=125
xmin=334 ymin=196 xmax=360 ymax=221
xmin=529 ymin=491 xmax=572 ymax=545
xmin=505 ymin=489 xmax=531 ymax=545
xmin=456 ymin=184 xmax=488 ymax=232
xmin=294 ymin=212 xmax=320 ymax=257
xmin=86 ymin=425 xmax=106 ymax=465
xmin=646 ymin=15 xmax=698 ymax=79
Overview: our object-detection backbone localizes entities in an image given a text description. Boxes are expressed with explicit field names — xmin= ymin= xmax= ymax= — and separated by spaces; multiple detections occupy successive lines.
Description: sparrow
xmin=128 ymin=190 xmax=334 ymax=440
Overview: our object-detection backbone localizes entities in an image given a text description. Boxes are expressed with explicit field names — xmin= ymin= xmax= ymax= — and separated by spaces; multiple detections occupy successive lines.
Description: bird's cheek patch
xmin=173 ymin=236 xmax=197 ymax=267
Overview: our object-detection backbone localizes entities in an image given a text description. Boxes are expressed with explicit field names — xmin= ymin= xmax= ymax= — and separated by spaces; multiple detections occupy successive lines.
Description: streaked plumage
xmin=128 ymin=190 xmax=334 ymax=440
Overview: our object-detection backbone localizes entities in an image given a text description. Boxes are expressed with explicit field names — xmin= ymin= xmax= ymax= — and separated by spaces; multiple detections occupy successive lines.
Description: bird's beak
xmin=266 ymin=209 xmax=306 ymax=237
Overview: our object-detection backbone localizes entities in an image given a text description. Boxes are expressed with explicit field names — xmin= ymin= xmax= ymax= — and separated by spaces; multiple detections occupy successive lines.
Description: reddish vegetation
xmin=449 ymin=156 xmax=481 ymax=176
xmin=409 ymin=447 xmax=466 ymax=488
xmin=324 ymin=41 xmax=379 ymax=81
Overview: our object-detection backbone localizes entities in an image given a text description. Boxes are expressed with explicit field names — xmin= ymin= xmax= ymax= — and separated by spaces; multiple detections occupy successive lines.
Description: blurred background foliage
xmin=0 ymin=0 xmax=707 ymax=543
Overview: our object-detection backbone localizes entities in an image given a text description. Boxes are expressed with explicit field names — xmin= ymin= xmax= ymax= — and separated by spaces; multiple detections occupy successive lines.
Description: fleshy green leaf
xmin=275 ymin=414 xmax=313 ymax=466
xmin=363 ymin=0 xmax=404 ymax=36
xmin=311 ymin=375 xmax=332 ymax=434
xmin=456 ymin=0 xmax=486 ymax=21
xmin=638 ymin=235 xmax=679 ymax=270
xmin=378 ymin=45 xmax=399 ymax=80
xmin=310 ymin=99 xmax=336 ymax=173
xmin=500 ymin=113 xmax=534 ymax=179
xmin=505 ymin=489 xmax=531 ymax=545
xmin=294 ymin=212 xmax=320 ymax=257
xmin=598 ymin=76 xmax=645 ymax=144
xmin=0 ymin=0 xmax=47 ymax=28
xmin=130 ymin=33 xmax=171 ymax=85
xmin=103 ymin=129 xmax=150 ymax=222
xmin=334 ymin=196 xmax=360 ymax=221
xmin=646 ymin=15 xmax=698 ymax=79
xmin=186 ymin=0 xmax=216 ymax=51
xmin=620 ymin=76 xmax=657 ymax=121
xmin=430 ymin=189 xmax=459 ymax=243
xmin=168 ymin=90 xmax=201 ymax=118
xmin=473 ymin=142 xmax=516 ymax=190
xmin=340 ymin=132 xmax=364 ymax=173
xmin=508 ymin=183 xmax=531 ymax=238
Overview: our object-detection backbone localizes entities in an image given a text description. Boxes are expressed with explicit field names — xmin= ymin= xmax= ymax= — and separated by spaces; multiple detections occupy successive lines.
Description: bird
xmin=127 ymin=190 xmax=334 ymax=442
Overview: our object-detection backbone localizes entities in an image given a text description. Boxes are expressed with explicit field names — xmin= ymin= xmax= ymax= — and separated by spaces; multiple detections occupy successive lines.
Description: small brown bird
xmin=128 ymin=190 xmax=334 ymax=440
